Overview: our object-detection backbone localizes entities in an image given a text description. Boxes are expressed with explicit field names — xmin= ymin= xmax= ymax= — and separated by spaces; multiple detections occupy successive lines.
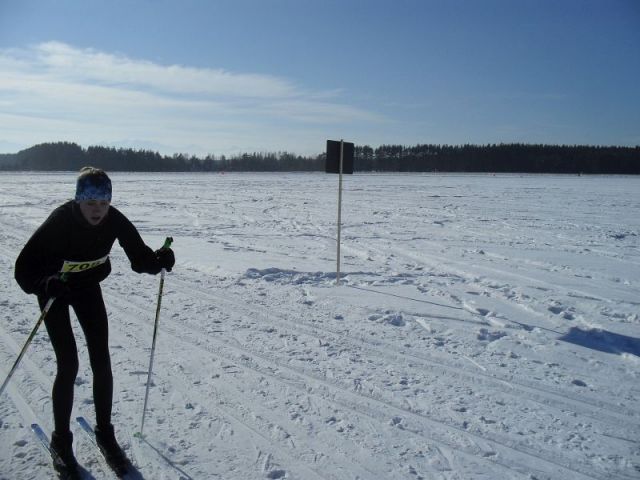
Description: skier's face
xmin=78 ymin=199 xmax=110 ymax=226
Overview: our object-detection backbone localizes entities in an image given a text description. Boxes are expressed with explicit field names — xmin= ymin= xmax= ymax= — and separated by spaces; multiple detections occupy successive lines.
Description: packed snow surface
xmin=0 ymin=172 xmax=638 ymax=480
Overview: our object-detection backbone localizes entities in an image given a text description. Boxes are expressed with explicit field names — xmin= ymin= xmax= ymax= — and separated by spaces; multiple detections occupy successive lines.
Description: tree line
xmin=0 ymin=141 xmax=638 ymax=174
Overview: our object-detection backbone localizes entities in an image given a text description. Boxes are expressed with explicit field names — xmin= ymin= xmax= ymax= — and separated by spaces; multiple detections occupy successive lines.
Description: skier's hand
xmin=45 ymin=275 xmax=70 ymax=299
xmin=155 ymin=247 xmax=175 ymax=272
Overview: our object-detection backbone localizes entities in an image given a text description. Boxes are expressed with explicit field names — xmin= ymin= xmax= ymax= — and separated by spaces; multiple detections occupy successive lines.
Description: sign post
xmin=326 ymin=140 xmax=354 ymax=285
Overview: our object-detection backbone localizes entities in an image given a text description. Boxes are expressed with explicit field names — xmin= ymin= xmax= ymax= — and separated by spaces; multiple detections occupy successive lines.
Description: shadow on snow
xmin=560 ymin=327 xmax=640 ymax=357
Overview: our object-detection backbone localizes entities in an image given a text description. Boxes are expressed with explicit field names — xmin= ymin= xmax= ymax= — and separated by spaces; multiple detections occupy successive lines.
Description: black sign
xmin=326 ymin=140 xmax=354 ymax=174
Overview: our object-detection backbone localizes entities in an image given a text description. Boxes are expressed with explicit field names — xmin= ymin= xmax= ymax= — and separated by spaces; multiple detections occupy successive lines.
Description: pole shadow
xmin=135 ymin=434 xmax=194 ymax=480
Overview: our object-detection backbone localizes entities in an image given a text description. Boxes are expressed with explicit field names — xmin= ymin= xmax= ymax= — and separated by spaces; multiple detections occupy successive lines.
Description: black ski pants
xmin=39 ymin=284 xmax=112 ymax=434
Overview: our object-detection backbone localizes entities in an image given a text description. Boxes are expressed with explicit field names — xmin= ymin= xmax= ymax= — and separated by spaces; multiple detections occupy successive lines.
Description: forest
xmin=0 ymin=141 xmax=638 ymax=174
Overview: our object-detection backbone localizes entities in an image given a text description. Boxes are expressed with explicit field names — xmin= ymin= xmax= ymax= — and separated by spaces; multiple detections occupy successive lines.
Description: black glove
xmin=44 ymin=275 xmax=70 ymax=299
xmin=155 ymin=248 xmax=175 ymax=272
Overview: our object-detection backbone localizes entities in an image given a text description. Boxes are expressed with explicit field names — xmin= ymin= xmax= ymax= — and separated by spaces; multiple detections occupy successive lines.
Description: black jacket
xmin=15 ymin=200 xmax=163 ymax=296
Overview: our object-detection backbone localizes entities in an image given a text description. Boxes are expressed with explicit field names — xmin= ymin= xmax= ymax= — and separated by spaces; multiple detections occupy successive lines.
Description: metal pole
xmin=336 ymin=140 xmax=344 ymax=286
xmin=0 ymin=297 xmax=56 ymax=399
xmin=138 ymin=237 xmax=172 ymax=437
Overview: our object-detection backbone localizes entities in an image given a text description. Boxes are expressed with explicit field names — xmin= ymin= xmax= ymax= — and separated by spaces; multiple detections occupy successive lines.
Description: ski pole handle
xmin=159 ymin=237 xmax=173 ymax=275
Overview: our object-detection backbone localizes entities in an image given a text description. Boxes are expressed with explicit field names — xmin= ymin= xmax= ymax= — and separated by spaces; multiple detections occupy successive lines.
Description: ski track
xmin=103 ymin=273 xmax=634 ymax=480
xmin=102 ymin=289 xmax=523 ymax=480
xmin=166 ymin=273 xmax=638 ymax=428
xmin=62 ymin=242 xmax=632 ymax=480
xmin=102 ymin=292 xmax=338 ymax=479
xmin=1 ymin=172 xmax=639 ymax=480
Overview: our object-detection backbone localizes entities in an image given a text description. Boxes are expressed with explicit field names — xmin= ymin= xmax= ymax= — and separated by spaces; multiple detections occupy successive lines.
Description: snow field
xmin=1 ymin=172 xmax=639 ymax=479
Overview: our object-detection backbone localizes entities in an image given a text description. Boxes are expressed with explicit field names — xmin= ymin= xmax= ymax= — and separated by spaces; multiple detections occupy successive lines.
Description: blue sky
xmin=1 ymin=0 xmax=638 ymax=156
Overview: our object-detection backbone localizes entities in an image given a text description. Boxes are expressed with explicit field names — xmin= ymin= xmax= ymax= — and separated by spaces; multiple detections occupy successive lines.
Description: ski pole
xmin=138 ymin=237 xmax=173 ymax=437
xmin=0 ymin=274 xmax=67 ymax=400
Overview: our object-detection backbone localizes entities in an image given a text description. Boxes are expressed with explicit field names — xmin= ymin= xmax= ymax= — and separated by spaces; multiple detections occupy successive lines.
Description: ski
xmin=75 ymin=416 xmax=135 ymax=478
xmin=30 ymin=423 xmax=83 ymax=480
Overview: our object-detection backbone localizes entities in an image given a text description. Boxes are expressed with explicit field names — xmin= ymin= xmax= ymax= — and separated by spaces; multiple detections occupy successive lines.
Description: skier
xmin=14 ymin=167 xmax=175 ymax=477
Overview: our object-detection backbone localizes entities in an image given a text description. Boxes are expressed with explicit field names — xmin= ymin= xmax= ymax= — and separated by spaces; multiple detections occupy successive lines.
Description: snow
xmin=0 ymin=171 xmax=639 ymax=480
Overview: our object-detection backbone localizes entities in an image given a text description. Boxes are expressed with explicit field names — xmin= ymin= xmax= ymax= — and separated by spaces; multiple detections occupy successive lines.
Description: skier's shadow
xmin=560 ymin=327 xmax=640 ymax=356
xmin=79 ymin=463 xmax=143 ymax=479
xmin=78 ymin=465 xmax=96 ymax=479
xmin=122 ymin=461 xmax=145 ymax=480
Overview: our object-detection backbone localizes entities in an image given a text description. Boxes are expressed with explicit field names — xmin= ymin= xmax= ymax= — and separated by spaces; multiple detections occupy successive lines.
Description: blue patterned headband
xmin=75 ymin=174 xmax=112 ymax=202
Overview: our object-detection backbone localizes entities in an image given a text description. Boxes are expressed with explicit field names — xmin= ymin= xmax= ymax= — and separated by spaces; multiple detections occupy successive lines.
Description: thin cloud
xmin=31 ymin=41 xmax=299 ymax=98
xmin=0 ymin=42 xmax=384 ymax=155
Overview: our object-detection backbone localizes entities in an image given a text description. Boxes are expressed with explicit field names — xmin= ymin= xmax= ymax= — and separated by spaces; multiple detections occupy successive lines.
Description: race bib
xmin=61 ymin=255 xmax=109 ymax=273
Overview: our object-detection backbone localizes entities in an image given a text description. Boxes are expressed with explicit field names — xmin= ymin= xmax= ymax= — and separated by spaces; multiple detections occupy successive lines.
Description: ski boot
xmin=50 ymin=430 xmax=81 ymax=479
xmin=95 ymin=423 xmax=130 ymax=475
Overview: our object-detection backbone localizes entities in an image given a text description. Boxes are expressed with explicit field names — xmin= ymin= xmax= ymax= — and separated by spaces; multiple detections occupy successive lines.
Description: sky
xmin=0 ymin=0 xmax=639 ymax=157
